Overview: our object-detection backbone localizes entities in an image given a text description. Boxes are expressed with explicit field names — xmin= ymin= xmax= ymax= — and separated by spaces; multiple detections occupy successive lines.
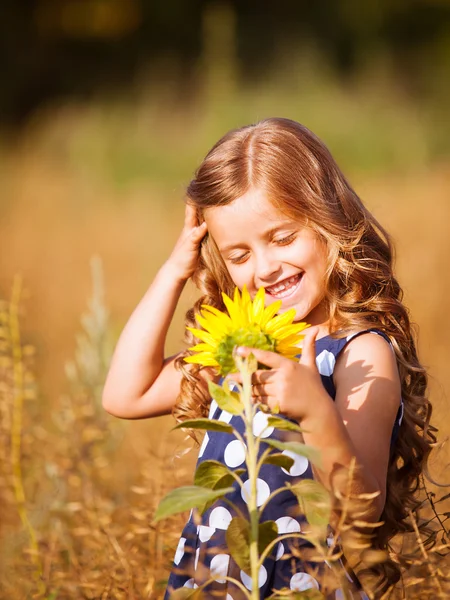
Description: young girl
xmin=102 ymin=118 xmax=436 ymax=598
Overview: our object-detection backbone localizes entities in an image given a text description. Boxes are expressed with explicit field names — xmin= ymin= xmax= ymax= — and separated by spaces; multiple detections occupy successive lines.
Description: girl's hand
xmin=233 ymin=328 xmax=332 ymax=422
xmin=166 ymin=204 xmax=208 ymax=281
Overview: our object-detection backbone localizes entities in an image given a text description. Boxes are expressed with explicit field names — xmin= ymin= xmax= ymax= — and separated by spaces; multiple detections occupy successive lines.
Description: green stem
xmin=241 ymin=360 xmax=260 ymax=600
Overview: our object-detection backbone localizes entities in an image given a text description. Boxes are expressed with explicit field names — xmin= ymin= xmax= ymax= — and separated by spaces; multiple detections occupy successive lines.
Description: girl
xmin=102 ymin=118 xmax=436 ymax=598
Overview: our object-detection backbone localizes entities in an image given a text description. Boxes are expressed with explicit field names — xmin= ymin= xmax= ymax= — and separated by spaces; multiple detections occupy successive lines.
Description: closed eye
xmin=274 ymin=233 xmax=296 ymax=246
xmin=228 ymin=251 xmax=249 ymax=265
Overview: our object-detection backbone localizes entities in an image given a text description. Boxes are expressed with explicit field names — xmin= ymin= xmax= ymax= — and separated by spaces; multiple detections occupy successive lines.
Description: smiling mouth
xmin=265 ymin=273 xmax=303 ymax=299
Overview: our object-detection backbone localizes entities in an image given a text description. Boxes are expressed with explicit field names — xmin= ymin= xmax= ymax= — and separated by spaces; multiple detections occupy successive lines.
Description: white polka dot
xmin=224 ymin=439 xmax=246 ymax=468
xmin=174 ymin=537 xmax=186 ymax=565
xmin=209 ymin=506 xmax=232 ymax=530
xmin=290 ymin=572 xmax=319 ymax=591
xmin=316 ymin=349 xmax=336 ymax=377
xmin=240 ymin=565 xmax=267 ymax=590
xmin=219 ymin=409 xmax=233 ymax=424
xmin=275 ymin=516 xmax=301 ymax=534
xmin=198 ymin=525 xmax=215 ymax=542
xmin=194 ymin=547 xmax=200 ymax=570
xmin=281 ymin=450 xmax=309 ymax=476
xmin=226 ymin=595 xmax=234 ymax=600
xmin=326 ymin=533 xmax=334 ymax=547
xmin=198 ymin=432 xmax=209 ymax=458
xmin=183 ymin=578 xmax=195 ymax=588
xmin=275 ymin=542 xmax=285 ymax=561
xmin=210 ymin=554 xmax=230 ymax=583
xmin=208 ymin=398 xmax=218 ymax=418
xmin=241 ymin=478 xmax=270 ymax=507
xmin=252 ymin=411 xmax=274 ymax=438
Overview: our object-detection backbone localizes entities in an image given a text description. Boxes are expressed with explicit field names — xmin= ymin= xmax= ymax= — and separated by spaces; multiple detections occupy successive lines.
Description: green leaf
xmin=263 ymin=439 xmax=322 ymax=468
xmin=172 ymin=418 xmax=233 ymax=434
xmin=208 ymin=381 xmax=243 ymax=415
xmin=289 ymin=479 xmax=331 ymax=530
xmin=267 ymin=416 xmax=305 ymax=434
xmin=194 ymin=460 xmax=238 ymax=515
xmin=225 ymin=517 xmax=250 ymax=572
xmin=153 ymin=485 xmax=234 ymax=523
xmin=258 ymin=520 xmax=278 ymax=555
xmin=194 ymin=460 xmax=236 ymax=490
xmin=262 ymin=453 xmax=295 ymax=471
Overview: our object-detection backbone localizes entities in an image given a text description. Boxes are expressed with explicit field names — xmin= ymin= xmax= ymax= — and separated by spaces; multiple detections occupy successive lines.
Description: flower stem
xmin=241 ymin=359 xmax=260 ymax=600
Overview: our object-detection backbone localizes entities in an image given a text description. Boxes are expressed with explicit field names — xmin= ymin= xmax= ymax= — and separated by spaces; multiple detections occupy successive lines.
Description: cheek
xmin=225 ymin=264 xmax=252 ymax=290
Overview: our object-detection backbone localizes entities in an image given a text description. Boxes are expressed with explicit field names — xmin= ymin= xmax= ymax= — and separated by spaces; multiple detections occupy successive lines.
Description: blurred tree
xmin=0 ymin=0 xmax=449 ymax=125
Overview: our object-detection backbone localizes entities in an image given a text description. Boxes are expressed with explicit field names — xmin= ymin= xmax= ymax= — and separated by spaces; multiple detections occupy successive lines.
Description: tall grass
xmin=0 ymin=9 xmax=449 ymax=593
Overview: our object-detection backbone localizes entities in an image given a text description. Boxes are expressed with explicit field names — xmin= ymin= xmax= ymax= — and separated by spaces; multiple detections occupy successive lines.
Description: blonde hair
xmin=173 ymin=118 xmax=437 ymax=587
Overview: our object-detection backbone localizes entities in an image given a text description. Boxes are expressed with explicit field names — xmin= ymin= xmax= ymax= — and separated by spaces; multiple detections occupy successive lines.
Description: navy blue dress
xmin=164 ymin=330 xmax=403 ymax=599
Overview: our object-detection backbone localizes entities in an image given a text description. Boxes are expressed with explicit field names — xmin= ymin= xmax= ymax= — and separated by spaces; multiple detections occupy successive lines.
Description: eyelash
xmin=228 ymin=234 xmax=296 ymax=265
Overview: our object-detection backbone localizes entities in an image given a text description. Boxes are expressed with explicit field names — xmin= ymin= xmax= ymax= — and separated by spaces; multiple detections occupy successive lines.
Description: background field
xmin=1 ymin=2 xmax=449 ymax=598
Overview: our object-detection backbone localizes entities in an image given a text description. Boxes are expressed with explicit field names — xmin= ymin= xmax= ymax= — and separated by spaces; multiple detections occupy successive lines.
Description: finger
xmin=299 ymin=326 xmax=319 ymax=367
xmin=184 ymin=203 xmax=199 ymax=228
xmin=190 ymin=221 xmax=208 ymax=242
xmin=252 ymin=369 xmax=274 ymax=385
xmin=235 ymin=346 xmax=288 ymax=369
xmin=225 ymin=373 xmax=243 ymax=386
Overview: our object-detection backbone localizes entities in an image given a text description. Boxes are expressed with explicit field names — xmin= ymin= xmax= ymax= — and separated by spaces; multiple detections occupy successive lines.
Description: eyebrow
xmin=218 ymin=221 xmax=296 ymax=254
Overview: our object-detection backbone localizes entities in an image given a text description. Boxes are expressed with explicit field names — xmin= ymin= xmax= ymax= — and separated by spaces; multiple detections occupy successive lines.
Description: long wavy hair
xmin=173 ymin=117 xmax=437 ymax=588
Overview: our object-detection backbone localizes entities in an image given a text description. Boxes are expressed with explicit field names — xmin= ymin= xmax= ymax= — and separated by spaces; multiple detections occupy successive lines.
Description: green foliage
xmin=153 ymin=485 xmax=234 ymax=523
xmin=226 ymin=518 xmax=278 ymax=574
xmin=172 ymin=418 xmax=234 ymax=434
xmin=226 ymin=517 xmax=251 ymax=572
xmin=263 ymin=439 xmax=322 ymax=468
xmin=262 ymin=453 xmax=295 ymax=471
xmin=290 ymin=480 xmax=332 ymax=533
xmin=267 ymin=416 xmax=305 ymax=434
xmin=194 ymin=459 xmax=240 ymax=514
xmin=258 ymin=520 xmax=278 ymax=556
xmin=208 ymin=380 xmax=243 ymax=415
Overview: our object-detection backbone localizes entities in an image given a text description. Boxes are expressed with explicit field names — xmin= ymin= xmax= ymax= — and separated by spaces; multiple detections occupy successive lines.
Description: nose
xmin=254 ymin=249 xmax=282 ymax=284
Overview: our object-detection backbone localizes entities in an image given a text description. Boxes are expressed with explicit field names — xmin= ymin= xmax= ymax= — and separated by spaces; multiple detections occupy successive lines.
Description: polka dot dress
xmin=164 ymin=330 xmax=402 ymax=599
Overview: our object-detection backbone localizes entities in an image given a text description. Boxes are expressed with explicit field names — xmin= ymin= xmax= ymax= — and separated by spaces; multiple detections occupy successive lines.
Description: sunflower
xmin=184 ymin=286 xmax=309 ymax=375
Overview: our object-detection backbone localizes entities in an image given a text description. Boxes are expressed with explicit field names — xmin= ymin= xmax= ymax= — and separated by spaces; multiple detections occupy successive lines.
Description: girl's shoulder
xmin=315 ymin=328 xmax=398 ymax=399
xmin=316 ymin=327 xmax=393 ymax=360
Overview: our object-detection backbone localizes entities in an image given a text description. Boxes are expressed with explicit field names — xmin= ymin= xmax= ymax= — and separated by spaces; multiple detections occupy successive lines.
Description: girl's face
xmin=204 ymin=188 xmax=329 ymax=330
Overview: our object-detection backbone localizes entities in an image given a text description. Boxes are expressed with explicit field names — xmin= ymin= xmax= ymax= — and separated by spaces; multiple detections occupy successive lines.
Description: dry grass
xmin=0 ymin=92 xmax=449 ymax=597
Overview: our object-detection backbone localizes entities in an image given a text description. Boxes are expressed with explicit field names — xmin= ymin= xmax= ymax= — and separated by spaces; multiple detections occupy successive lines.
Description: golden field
xmin=0 ymin=78 xmax=449 ymax=598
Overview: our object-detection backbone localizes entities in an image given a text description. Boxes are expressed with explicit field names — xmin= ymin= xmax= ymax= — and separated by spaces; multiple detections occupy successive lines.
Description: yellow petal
xmin=222 ymin=293 xmax=246 ymax=327
xmin=196 ymin=312 xmax=230 ymax=337
xmin=252 ymin=287 xmax=266 ymax=323
xmin=260 ymin=301 xmax=282 ymax=328
xmin=184 ymin=354 xmax=219 ymax=367
xmin=265 ymin=309 xmax=297 ymax=334
xmin=187 ymin=327 xmax=220 ymax=348
xmin=189 ymin=342 xmax=215 ymax=352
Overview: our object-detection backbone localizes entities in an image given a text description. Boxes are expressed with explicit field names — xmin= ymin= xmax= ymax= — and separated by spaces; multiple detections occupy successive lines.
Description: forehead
xmin=204 ymin=189 xmax=296 ymax=243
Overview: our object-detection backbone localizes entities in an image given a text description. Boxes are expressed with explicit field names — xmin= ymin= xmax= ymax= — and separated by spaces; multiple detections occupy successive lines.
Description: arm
xmin=102 ymin=205 xmax=207 ymax=419
xmin=294 ymin=332 xmax=401 ymax=520
xmin=235 ymin=330 xmax=401 ymax=521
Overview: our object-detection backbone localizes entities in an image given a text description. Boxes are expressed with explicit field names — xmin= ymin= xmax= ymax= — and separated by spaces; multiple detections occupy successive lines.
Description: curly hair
xmin=173 ymin=117 xmax=437 ymax=587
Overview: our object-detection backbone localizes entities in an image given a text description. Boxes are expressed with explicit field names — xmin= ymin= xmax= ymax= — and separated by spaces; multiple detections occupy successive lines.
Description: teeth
xmin=266 ymin=275 xmax=300 ymax=296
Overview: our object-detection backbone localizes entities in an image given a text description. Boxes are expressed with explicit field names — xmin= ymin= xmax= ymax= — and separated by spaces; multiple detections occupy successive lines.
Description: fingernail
xmin=235 ymin=346 xmax=245 ymax=356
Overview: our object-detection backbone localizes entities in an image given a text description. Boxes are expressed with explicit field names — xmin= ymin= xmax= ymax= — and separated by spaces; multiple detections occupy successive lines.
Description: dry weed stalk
xmin=1 ymin=261 xmax=449 ymax=599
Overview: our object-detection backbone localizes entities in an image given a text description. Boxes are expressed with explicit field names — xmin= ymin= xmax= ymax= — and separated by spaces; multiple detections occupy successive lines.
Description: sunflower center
xmin=214 ymin=324 xmax=276 ymax=375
